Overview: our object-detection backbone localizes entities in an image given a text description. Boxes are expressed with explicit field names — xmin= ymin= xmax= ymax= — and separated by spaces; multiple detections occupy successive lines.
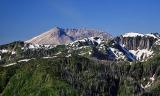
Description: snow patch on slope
xmin=129 ymin=49 xmax=153 ymax=61
xmin=155 ymin=39 xmax=160 ymax=45
xmin=109 ymin=47 xmax=126 ymax=60
xmin=68 ymin=37 xmax=103 ymax=49
xmin=141 ymin=74 xmax=155 ymax=89
xmin=89 ymin=37 xmax=102 ymax=44
xmin=69 ymin=37 xmax=102 ymax=45
xmin=123 ymin=32 xmax=144 ymax=37
xmin=0 ymin=49 xmax=9 ymax=53
xmin=23 ymin=43 xmax=55 ymax=50
xmin=18 ymin=59 xmax=31 ymax=62
xmin=0 ymin=49 xmax=16 ymax=54
xmin=145 ymin=34 xmax=157 ymax=38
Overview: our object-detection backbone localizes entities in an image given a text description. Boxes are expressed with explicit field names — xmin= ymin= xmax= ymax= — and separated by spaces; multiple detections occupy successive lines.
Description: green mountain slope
xmin=0 ymin=58 xmax=78 ymax=96
xmin=0 ymin=54 xmax=160 ymax=96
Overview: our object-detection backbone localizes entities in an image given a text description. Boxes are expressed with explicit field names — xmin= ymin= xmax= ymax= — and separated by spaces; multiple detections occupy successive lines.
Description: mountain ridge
xmin=1 ymin=28 xmax=160 ymax=62
xmin=26 ymin=27 xmax=112 ymax=45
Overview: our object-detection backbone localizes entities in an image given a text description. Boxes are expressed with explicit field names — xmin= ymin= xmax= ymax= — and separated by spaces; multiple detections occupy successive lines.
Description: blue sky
xmin=0 ymin=0 xmax=160 ymax=44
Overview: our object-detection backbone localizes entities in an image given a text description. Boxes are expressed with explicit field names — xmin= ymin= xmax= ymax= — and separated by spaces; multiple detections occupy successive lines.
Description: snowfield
xmin=2 ymin=63 xmax=17 ymax=67
xmin=155 ymin=39 xmax=160 ymax=45
xmin=123 ymin=32 xmax=158 ymax=38
xmin=123 ymin=32 xmax=144 ymax=37
xmin=18 ymin=59 xmax=31 ymax=62
xmin=141 ymin=74 xmax=155 ymax=89
xmin=129 ymin=49 xmax=153 ymax=61
xmin=2 ymin=58 xmax=32 ymax=67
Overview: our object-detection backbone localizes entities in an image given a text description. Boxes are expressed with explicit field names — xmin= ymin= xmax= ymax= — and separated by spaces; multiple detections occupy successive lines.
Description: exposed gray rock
xmin=26 ymin=27 xmax=112 ymax=45
xmin=115 ymin=33 xmax=159 ymax=50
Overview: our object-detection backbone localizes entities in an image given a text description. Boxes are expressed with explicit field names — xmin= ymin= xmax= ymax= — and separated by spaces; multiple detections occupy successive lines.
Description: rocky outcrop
xmin=115 ymin=32 xmax=158 ymax=50
xmin=114 ymin=32 xmax=160 ymax=61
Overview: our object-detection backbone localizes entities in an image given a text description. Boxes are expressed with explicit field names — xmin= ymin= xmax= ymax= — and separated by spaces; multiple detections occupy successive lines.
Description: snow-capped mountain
xmin=26 ymin=27 xmax=112 ymax=45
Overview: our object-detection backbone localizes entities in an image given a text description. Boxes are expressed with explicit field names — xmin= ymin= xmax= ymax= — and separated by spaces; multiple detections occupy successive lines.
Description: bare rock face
xmin=113 ymin=32 xmax=160 ymax=61
xmin=115 ymin=32 xmax=159 ymax=50
xmin=26 ymin=27 xmax=112 ymax=45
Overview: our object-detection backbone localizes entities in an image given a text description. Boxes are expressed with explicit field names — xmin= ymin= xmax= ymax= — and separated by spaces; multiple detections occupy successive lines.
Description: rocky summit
xmin=26 ymin=27 xmax=112 ymax=45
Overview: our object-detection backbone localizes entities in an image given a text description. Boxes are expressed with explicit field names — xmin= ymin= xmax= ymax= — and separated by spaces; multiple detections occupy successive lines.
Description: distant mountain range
xmin=0 ymin=27 xmax=160 ymax=62
xmin=0 ymin=27 xmax=159 ymax=62
xmin=24 ymin=27 xmax=160 ymax=62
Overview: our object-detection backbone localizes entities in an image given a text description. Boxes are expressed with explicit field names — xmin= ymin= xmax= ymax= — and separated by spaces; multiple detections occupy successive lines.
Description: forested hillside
xmin=1 ymin=54 xmax=160 ymax=96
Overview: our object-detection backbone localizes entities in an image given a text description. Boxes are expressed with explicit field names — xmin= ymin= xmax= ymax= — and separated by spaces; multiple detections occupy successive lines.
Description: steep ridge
xmin=66 ymin=36 xmax=137 ymax=61
xmin=116 ymin=32 xmax=158 ymax=50
xmin=26 ymin=27 xmax=112 ymax=45
xmin=66 ymin=32 xmax=160 ymax=62
xmin=114 ymin=32 xmax=160 ymax=61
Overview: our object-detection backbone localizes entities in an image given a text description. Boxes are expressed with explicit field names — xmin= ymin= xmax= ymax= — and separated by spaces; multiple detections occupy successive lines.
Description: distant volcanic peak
xmin=48 ymin=27 xmax=62 ymax=35
xmin=26 ymin=27 xmax=111 ymax=45
xmin=49 ymin=26 xmax=60 ymax=30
